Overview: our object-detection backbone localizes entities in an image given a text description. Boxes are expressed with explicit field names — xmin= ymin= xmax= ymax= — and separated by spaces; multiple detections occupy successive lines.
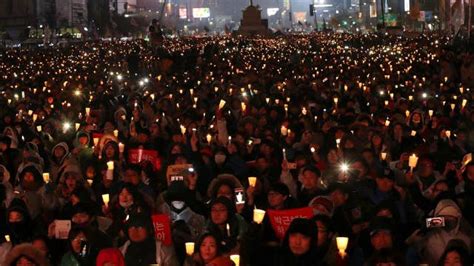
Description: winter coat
xmin=120 ymin=239 xmax=179 ymax=266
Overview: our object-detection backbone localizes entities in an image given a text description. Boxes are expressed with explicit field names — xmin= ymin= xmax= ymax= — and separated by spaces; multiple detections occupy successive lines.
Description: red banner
xmin=128 ymin=149 xmax=162 ymax=170
xmin=267 ymin=207 xmax=314 ymax=240
xmin=151 ymin=214 xmax=172 ymax=246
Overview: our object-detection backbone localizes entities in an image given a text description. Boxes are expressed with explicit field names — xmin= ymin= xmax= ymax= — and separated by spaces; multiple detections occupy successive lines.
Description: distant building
xmin=56 ymin=0 xmax=88 ymax=27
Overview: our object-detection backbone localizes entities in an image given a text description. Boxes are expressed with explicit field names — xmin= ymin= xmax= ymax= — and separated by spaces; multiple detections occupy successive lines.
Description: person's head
xmin=309 ymin=196 xmax=334 ymax=217
xmin=283 ymin=218 xmax=318 ymax=256
xmin=370 ymin=218 xmax=394 ymax=251
xmin=118 ymin=185 xmax=135 ymax=209
xmin=126 ymin=214 xmax=153 ymax=243
xmin=301 ymin=166 xmax=321 ymax=191
xmin=64 ymin=171 xmax=80 ymax=191
xmin=124 ymin=164 xmax=141 ymax=185
xmin=96 ymin=248 xmax=126 ymax=266
xmin=103 ymin=141 xmax=118 ymax=160
xmin=210 ymin=197 xmax=235 ymax=226
xmin=267 ymin=183 xmax=290 ymax=209
xmin=215 ymin=181 xmax=235 ymax=200
xmin=418 ymin=157 xmax=434 ymax=177
xmin=7 ymin=198 xmax=30 ymax=226
xmin=19 ymin=166 xmax=43 ymax=191
xmin=350 ymin=159 xmax=369 ymax=178
xmin=368 ymin=248 xmax=406 ymax=266
xmin=313 ymin=215 xmax=334 ymax=248
xmin=328 ymin=183 xmax=350 ymax=207
xmin=438 ymin=239 xmax=471 ymax=266
xmin=68 ymin=228 xmax=87 ymax=254
xmin=375 ymin=169 xmax=395 ymax=193
xmin=196 ymin=233 xmax=223 ymax=263
xmin=432 ymin=179 xmax=450 ymax=199
xmin=71 ymin=203 xmax=93 ymax=227
xmin=31 ymin=235 xmax=49 ymax=256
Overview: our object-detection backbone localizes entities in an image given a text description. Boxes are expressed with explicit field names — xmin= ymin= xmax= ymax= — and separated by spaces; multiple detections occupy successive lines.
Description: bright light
xmin=74 ymin=90 xmax=81 ymax=96
xmin=422 ymin=92 xmax=427 ymax=99
xmin=340 ymin=163 xmax=349 ymax=173
xmin=117 ymin=74 xmax=123 ymax=81
xmin=63 ymin=122 xmax=71 ymax=132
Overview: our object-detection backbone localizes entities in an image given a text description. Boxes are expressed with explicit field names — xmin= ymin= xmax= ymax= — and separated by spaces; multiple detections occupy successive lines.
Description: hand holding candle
xmin=248 ymin=177 xmax=257 ymax=187
xmin=253 ymin=209 xmax=265 ymax=224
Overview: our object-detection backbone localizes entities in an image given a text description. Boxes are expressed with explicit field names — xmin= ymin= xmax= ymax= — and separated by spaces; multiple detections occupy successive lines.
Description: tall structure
xmin=55 ymin=0 xmax=88 ymax=27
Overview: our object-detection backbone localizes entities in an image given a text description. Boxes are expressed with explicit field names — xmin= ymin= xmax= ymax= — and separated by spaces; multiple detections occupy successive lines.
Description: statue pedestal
xmin=237 ymin=5 xmax=270 ymax=36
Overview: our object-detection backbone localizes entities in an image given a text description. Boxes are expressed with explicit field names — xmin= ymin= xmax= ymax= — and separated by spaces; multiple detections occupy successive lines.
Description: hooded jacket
xmin=420 ymin=199 xmax=474 ymax=265
xmin=0 ymin=164 xmax=13 ymax=207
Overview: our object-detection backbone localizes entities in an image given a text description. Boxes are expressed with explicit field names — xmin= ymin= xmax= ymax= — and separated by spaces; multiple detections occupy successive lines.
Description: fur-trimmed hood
xmin=3 ymin=243 xmax=49 ymax=266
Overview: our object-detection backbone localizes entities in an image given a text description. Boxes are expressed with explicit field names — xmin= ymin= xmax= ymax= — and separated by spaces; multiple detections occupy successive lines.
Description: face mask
xmin=119 ymin=200 xmax=133 ymax=209
xmin=215 ymin=154 xmax=226 ymax=164
xmin=171 ymin=201 xmax=185 ymax=210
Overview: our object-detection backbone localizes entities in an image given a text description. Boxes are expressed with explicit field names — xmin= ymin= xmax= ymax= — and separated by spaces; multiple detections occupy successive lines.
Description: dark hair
xmin=195 ymin=232 xmax=224 ymax=258
xmin=438 ymin=239 xmax=472 ymax=266
xmin=368 ymin=248 xmax=406 ymax=266
xmin=302 ymin=165 xmax=321 ymax=178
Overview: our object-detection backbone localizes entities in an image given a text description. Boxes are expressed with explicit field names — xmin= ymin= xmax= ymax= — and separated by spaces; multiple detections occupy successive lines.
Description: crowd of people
xmin=0 ymin=32 xmax=474 ymax=266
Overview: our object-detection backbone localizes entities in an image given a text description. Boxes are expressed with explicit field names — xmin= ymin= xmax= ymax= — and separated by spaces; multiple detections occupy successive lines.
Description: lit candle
xmin=206 ymin=134 xmax=212 ymax=144
xmin=411 ymin=130 xmax=417 ymax=136
xmin=113 ymin=129 xmax=119 ymax=137
xmin=385 ymin=119 xmax=390 ymax=127
xmin=226 ymin=223 xmax=231 ymax=237
xmin=253 ymin=209 xmax=266 ymax=224
xmin=119 ymin=143 xmax=125 ymax=153
xmin=334 ymin=97 xmax=339 ymax=105
xmin=185 ymin=242 xmax=195 ymax=256
xmin=381 ymin=152 xmax=387 ymax=161
xmin=180 ymin=125 xmax=186 ymax=135
xmin=405 ymin=110 xmax=410 ymax=118
xmin=5 ymin=235 xmax=10 ymax=242
xmin=462 ymin=99 xmax=467 ymax=108
xmin=241 ymin=102 xmax=247 ymax=112
xmin=32 ymin=114 xmax=38 ymax=122
xmin=445 ymin=130 xmax=451 ymax=139
xmin=428 ymin=110 xmax=434 ymax=118
xmin=87 ymin=179 xmax=93 ymax=186
xmin=450 ymin=103 xmax=455 ymax=111
xmin=42 ymin=173 xmax=50 ymax=183
xmin=218 ymin=99 xmax=226 ymax=110
xmin=36 ymin=125 xmax=42 ymax=132
xmin=282 ymin=148 xmax=287 ymax=160
xmin=336 ymin=138 xmax=341 ymax=149
xmin=93 ymin=137 xmax=99 ymax=147
xmin=248 ymin=177 xmax=257 ymax=187
xmin=75 ymin=123 xmax=80 ymax=131
xmin=408 ymin=154 xmax=419 ymax=173
xmin=102 ymin=194 xmax=110 ymax=206
xmin=85 ymin=107 xmax=90 ymax=116
xmin=280 ymin=126 xmax=288 ymax=136
xmin=107 ymin=161 xmax=114 ymax=170
xmin=230 ymin=255 xmax=240 ymax=266
xmin=336 ymin=237 xmax=349 ymax=258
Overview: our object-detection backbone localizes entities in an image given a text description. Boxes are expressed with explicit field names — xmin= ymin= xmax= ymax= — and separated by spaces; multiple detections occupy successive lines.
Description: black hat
xmin=269 ymin=182 xmax=290 ymax=197
xmin=369 ymin=217 xmax=394 ymax=237
xmin=286 ymin=218 xmax=318 ymax=238
xmin=378 ymin=168 xmax=395 ymax=181
xmin=165 ymin=180 xmax=189 ymax=202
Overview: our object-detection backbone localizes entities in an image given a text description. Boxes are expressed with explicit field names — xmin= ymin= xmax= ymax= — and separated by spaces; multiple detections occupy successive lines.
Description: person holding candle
xmin=207 ymin=197 xmax=247 ymax=254
xmin=183 ymin=232 xmax=233 ymax=266
xmin=49 ymin=142 xmax=76 ymax=184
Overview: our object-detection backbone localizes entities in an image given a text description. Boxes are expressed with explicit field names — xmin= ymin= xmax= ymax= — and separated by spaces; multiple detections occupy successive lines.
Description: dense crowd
xmin=0 ymin=32 xmax=474 ymax=266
